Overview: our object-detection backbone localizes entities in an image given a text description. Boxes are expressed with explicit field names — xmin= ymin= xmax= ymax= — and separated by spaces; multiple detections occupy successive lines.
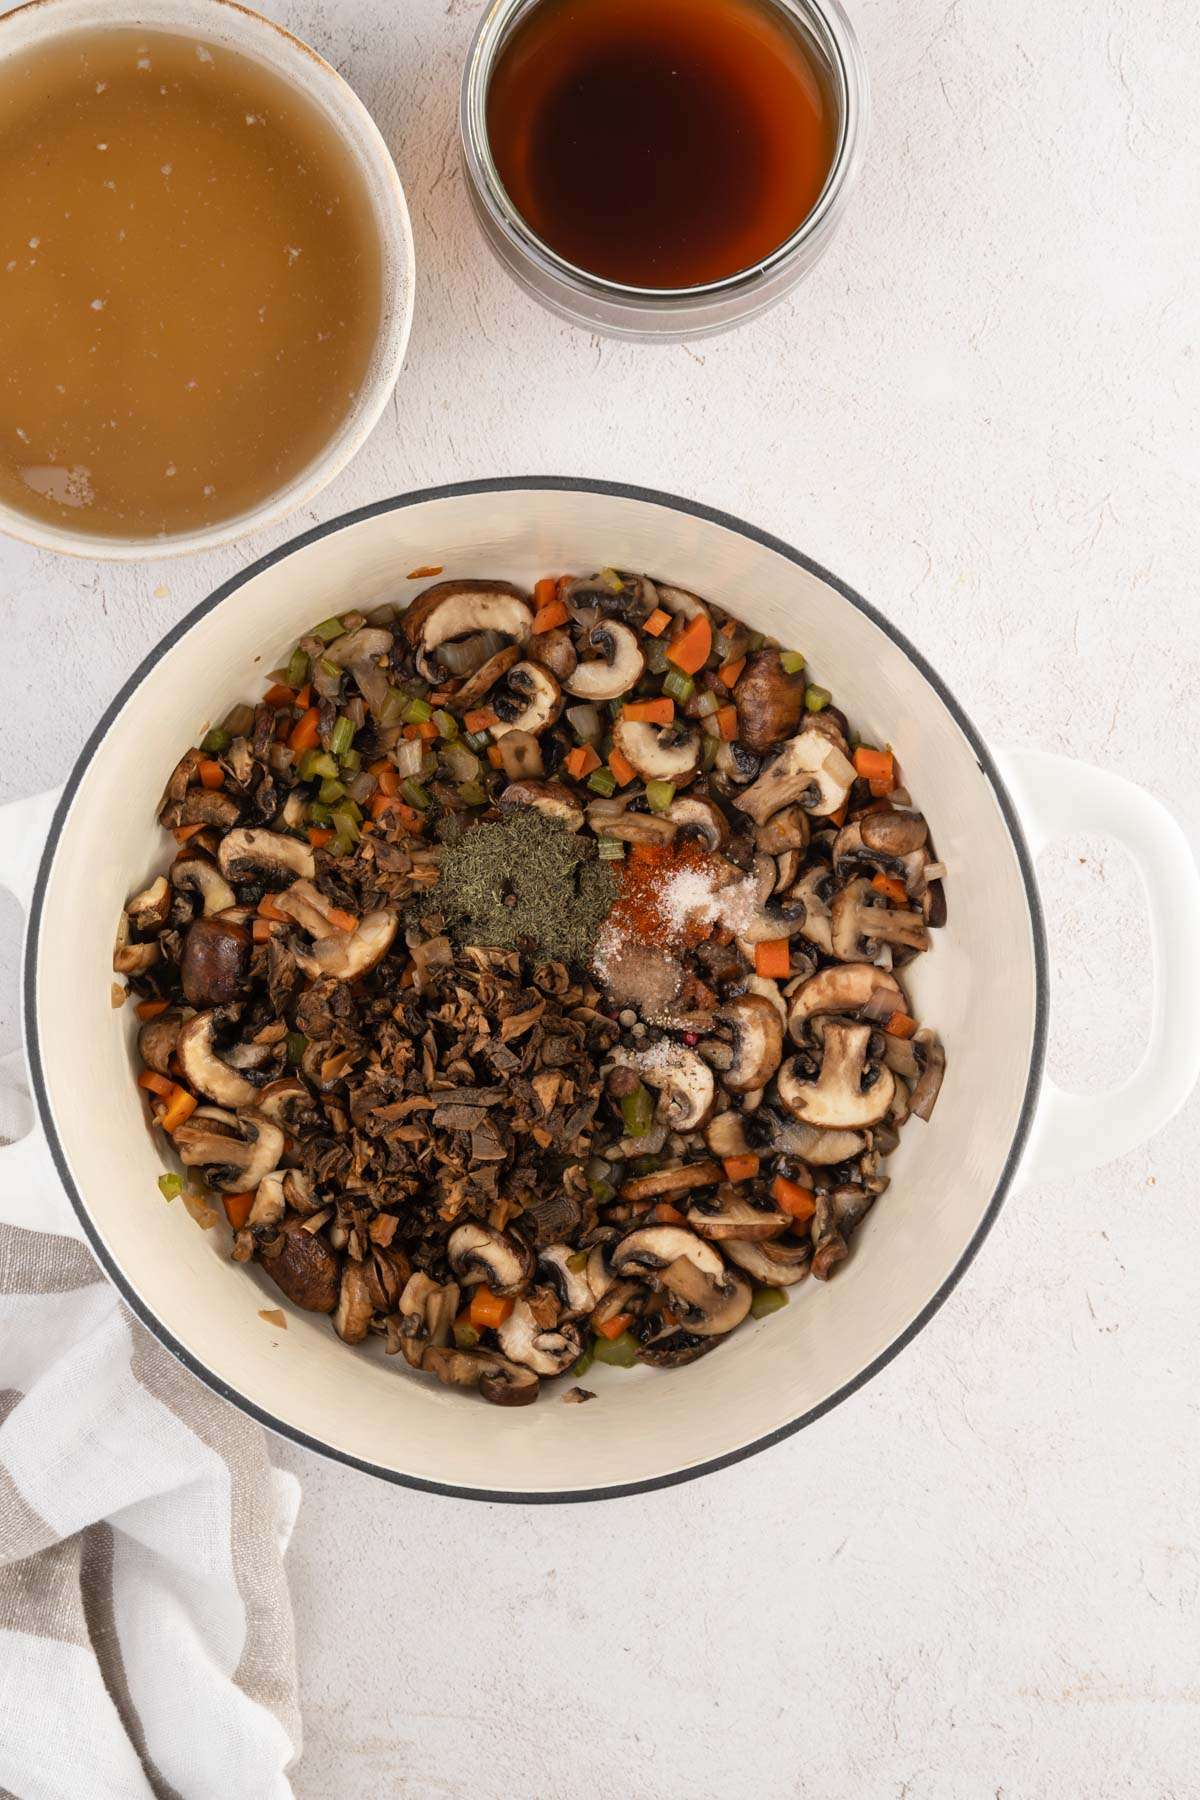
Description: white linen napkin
xmin=0 ymin=1051 xmax=302 ymax=1800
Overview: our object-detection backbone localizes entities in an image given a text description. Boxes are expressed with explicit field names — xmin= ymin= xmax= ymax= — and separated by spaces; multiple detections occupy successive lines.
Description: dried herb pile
xmin=427 ymin=809 xmax=617 ymax=965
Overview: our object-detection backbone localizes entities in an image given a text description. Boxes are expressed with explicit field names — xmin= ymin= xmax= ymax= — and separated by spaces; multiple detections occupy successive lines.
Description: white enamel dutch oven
xmin=4 ymin=480 xmax=1199 ymax=1501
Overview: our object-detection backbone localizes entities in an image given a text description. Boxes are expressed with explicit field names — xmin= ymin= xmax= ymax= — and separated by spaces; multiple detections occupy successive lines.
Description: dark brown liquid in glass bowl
xmin=486 ymin=0 xmax=838 ymax=290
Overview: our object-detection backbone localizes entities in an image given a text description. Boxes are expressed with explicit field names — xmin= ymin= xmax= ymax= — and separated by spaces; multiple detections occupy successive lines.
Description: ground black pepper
xmin=427 ymin=809 xmax=617 ymax=967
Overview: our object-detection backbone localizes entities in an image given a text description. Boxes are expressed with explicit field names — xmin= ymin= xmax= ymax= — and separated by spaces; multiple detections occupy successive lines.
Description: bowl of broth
xmin=460 ymin=0 xmax=868 ymax=340
xmin=0 ymin=0 xmax=414 ymax=558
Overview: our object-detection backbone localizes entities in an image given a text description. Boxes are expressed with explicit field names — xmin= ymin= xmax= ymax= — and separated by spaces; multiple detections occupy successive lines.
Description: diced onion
xmin=566 ymin=703 xmax=603 ymax=742
xmin=393 ymin=738 xmax=424 ymax=779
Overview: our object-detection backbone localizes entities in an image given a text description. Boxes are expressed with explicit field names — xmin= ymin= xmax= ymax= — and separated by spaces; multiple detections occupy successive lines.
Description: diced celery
xmin=645 ymin=779 xmax=675 ymax=813
xmin=311 ymin=616 xmax=344 ymax=643
xmin=285 ymin=647 xmax=311 ymax=689
xmin=587 ymin=768 xmax=617 ymax=797
xmin=750 ymin=1285 xmax=789 ymax=1318
xmin=662 ymin=668 xmax=694 ymax=705
xmin=157 ymin=1172 xmax=183 ymax=1202
xmin=402 ymin=778 xmax=431 ymax=810
xmin=200 ymin=726 xmax=231 ymax=754
xmin=286 ymin=1032 xmax=307 ymax=1065
xmin=433 ymin=709 xmax=459 ymax=740
xmin=780 ymin=651 xmax=806 ymax=675
xmin=804 ymin=684 xmax=831 ymax=713
xmin=329 ymin=716 xmax=355 ymax=758
xmin=318 ymin=778 xmax=346 ymax=805
xmin=403 ymin=696 xmax=433 ymax=724
xmin=593 ymin=1331 xmax=639 ymax=1368
xmin=620 ymin=1084 xmax=654 ymax=1137
xmin=596 ymin=837 xmax=625 ymax=861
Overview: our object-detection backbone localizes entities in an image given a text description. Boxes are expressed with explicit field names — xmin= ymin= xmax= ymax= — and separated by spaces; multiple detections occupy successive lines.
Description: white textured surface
xmin=2 ymin=0 xmax=1198 ymax=1793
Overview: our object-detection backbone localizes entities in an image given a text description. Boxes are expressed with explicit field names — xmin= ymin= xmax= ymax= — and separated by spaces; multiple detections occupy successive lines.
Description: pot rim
xmin=22 ymin=476 xmax=1049 ymax=1504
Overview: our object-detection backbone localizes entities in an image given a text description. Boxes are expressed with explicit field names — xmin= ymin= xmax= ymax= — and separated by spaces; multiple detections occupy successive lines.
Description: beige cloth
xmin=0 ymin=1055 xmax=301 ymax=1799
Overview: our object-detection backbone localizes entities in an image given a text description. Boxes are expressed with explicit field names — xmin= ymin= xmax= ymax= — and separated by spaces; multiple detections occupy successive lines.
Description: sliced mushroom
xmin=175 ymin=1107 xmax=284 ymax=1193
xmin=830 ymin=878 xmax=929 ymax=962
xmin=454 ymin=641 xmax=521 ymax=709
xmin=776 ymin=1023 xmax=896 ymax=1129
xmin=180 ymin=915 xmax=250 ymax=1007
xmin=751 ymin=1107 xmax=866 ymax=1166
xmin=447 ymin=1222 xmax=534 ymax=1295
xmin=113 ymin=913 xmax=159 ymax=976
xmin=273 ymin=879 xmax=344 ymax=939
xmin=584 ymin=801 xmax=677 ymax=846
xmin=395 ymin=1272 xmax=460 ymax=1368
xmin=258 ymin=1215 xmax=339 ymax=1312
xmin=719 ymin=993 xmax=784 ymax=1092
xmin=666 ymin=795 xmax=729 ymax=850
xmin=494 ymin=728 xmax=545 ymax=780
xmin=421 ymin=1345 xmax=539 ymax=1407
xmin=538 ymin=1245 xmax=594 ymax=1318
xmin=499 ymin=778 xmax=584 ymax=832
xmin=217 ymin=828 xmax=315 ymax=887
xmin=171 ymin=857 xmax=236 ymax=917
xmin=908 ymin=1031 xmax=946 ymax=1121
xmin=402 ymin=580 xmax=533 ymax=683
xmin=723 ymin=1236 xmax=811 ymax=1286
xmin=860 ymin=810 xmax=928 ymax=856
xmin=126 ymin=876 xmax=171 ymax=932
xmin=704 ymin=1107 xmax=751 ymax=1161
xmin=294 ymin=911 xmax=398 ymax=982
xmin=656 ymin=1255 xmax=752 ymax=1337
xmin=735 ymin=650 xmax=807 ymax=753
xmin=637 ymin=1331 xmax=720 ymax=1368
xmin=735 ymin=729 xmax=856 ymax=824
xmin=787 ymin=963 xmax=904 ymax=1036
xmin=619 ymin=1160 xmax=725 ymax=1203
xmin=611 ymin=716 xmax=701 ymax=784
xmin=622 ymin=1044 xmax=715 ymax=1131
xmin=754 ymin=804 xmax=810 ymax=857
xmin=686 ymin=1185 xmax=789 ymax=1242
xmin=247 ymin=1171 xmax=286 ymax=1230
xmin=254 ymin=1075 xmax=313 ymax=1126
xmin=321 ymin=627 xmax=393 ymax=716
xmin=490 ymin=662 xmax=561 ymax=738
xmin=565 ymin=620 xmax=644 ymax=701
xmin=179 ymin=788 xmax=241 ymax=830
xmin=138 ymin=1008 xmax=184 ymax=1076
xmin=611 ymin=1226 xmax=726 ymax=1283
xmin=497 ymin=1297 xmax=584 ymax=1376
xmin=654 ymin=583 xmax=710 ymax=625
xmin=332 ymin=1260 xmax=374 ymax=1344
xmin=792 ymin=864 xmax=834 ymax=955
xmin=176 ymin=1012 xmax=258 ymax=1107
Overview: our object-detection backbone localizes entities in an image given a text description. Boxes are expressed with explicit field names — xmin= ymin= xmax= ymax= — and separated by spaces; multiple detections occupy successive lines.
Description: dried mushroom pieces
xmin=117 ymin=570 xmax=946 ymax=1407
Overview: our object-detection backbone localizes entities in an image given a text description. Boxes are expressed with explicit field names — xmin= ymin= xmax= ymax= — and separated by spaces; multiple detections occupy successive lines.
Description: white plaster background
xmin=1 ymin=0 xmax=1198 ymax=1793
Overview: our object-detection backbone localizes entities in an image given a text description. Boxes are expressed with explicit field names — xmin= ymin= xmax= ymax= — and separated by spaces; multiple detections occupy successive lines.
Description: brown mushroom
xmin=490 ymin=662 xmax=561 ymax=738
xmin=421 ymin=1345 xmax=539 ymax=1407
xmin=686 ymin=1185 xmax=789 ymax=1241
xmin=787 ymin=963 xmax=904 ymax=1037
xmin=499 ymin=778 xmax=584 ymax=832
xmin=180 ymin=916 xmax=250 ymax=1007
xmin=259 ymin=1216 xmax=340 ymax=1313
xmin=830 ymin=878 xmax=929 ymax=962
xmin=175 ymin=1011 xmax=258 ymax=1108
xmin=332 ymin=1260 xmax=374 ymax=1343
xmin=172 ymin=1107 xmax=284 ymax=1193
xmin=611 ymin=716 xmax=701 ymax=785
xmin=776 ymin=1023 xmax=896 ymax=1130
xmin=294 ymin=911 xmax=398 ymax=982
xmin=719 ymin=993 xmax=784 ymax=1092
xmin=565 ymin=620 xmax=644 ymax=701
xmin=138 ymin=1008 xmax=184 ymax=1076
xmin=735 ymin=650 xmax=807 ymax=753
xmin=735 ymin=729 xmax=856 ymax=824
xmin=217 ymin=828 xmax=315 ymax=888
xmin=402 ymin=580 xmax=533 ymax=683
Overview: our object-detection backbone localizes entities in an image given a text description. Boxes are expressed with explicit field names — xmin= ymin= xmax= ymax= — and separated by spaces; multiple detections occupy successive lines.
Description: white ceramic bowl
xmin=3 ymin=480 xmax=1198 ymax=1500
xmin=0 ymin=0 xmax=414 ymax=561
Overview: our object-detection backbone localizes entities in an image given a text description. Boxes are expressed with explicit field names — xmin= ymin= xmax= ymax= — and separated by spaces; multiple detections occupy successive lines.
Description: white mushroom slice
xmin=790 ymin=865 xmax=834 ymax=955
xmin=273 ymin=878 xmax=344 ymax=939
xmin=719 ymin=993 xmax=784 ymax=1092
xmin=735 ymin=730 xmax=856 ymax=824
xmin=655 ymin=1256 xmax=752 ymax=1337
xmin=248 ymin=1171 xmax=287 ymax=1230
xmin=175 ymin=1011 xmax=258 ymax=1107
xmin=611 ymin=716 xmax=701 ymax=783
xmin=704 ymin=1107 xmax=751 ymax=1161
xmin=787 ymin=963 xmax=904 ymax=1036
xmin=776 ymin=1023 xmax=896 ymax=1129
xmin=138 ymin=1008 xmax=184 ymax=1076
xmin=447 ymin=1222 xmax=534 ymax=1295
xmin=127 ymin=876 xmax=171 ymax=932
xmin=402 ymin=580 xmax=533 ymax=683
xmin=655 ymin=583 xmax=710 ymax=625
xmin=490 ymin=662 xmax=561 ymax=738
xmin=586 ymin=1244 xmax=615 ymax=1305
xmin=497 ymin=1298 xmax=583 ymax=1376
xmin=565 ymin=621 xmax=644 ymax=701
xmin=686 ymin=1187 xmax=789 ymax=1241
xmin=453 ymin=642 xmax=521 ymax=709
xmin=294 ymin=911 xmax=398 ymax=982
xmin=333 ymin=1261 xmax=374 ymax=1344
xmin=538 ymin=1245 xmax=594 ymax=1318
xmin=255 ymin=1075 xmax=313 ymax=1125
xmin=724 ymin=1237 xmax=811 ymax=1286
xmin=611 ymin=1226 xmax=725 ymax=1282
xmin=321 ymin=627 xmax=393 ymax=716
xmin=421 ymin=1345 xmax=539 ymax=1406
xmin=217 ymin=828 xmax=315 ymax=886
xmin=171 ymin=858 xmax=236 ymax=916
xmin=741 ymin=974 xmax=788 ymax=1028
xmin=396 ymin=1272 xmax=460 ymax=1368
xmin=830 ymin=878 xmax=929 ymax=962
xmin=620 ymin=1043 xmax=715 ymax=1131
xmin=499 ymin=779 xmax=584 ymax=832
xmin=666 ymin=795 xmax=729 ymax=850
xmin=172 ymin=1108 xmax=284 ymax=1193
xmin=113 ymin=913 xmax=159 ymax=976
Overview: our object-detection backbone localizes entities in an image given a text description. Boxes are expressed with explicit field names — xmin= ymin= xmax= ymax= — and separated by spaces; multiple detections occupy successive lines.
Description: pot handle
xmin=995 ymin=748 xmax=1200 ymax=1185
xmin=0 ymin=785 xmax=83 ymax=1240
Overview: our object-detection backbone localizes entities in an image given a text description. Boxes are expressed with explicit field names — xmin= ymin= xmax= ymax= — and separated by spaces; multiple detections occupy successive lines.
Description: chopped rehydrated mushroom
xmin=120 ymin=565 xmax=945 ymax=1406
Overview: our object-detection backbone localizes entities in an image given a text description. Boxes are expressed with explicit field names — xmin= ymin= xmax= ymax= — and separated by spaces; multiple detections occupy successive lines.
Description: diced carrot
xmin=369 ymin=758 xmax=392 ymax=776
xmin=723 ymin=1153 xmax=761 ymax=1184
xmin=223 ymin=1191 xmax=254 ymax=1230
xmin=135 ymin=998 xmax=170 ymax=1022
xmin=251 ymin=919 xmax=274 ymax=944
xmin=486 ymin=745 xmax=505 ymax=769
xmin=172 ymin=823 xmax=206 ymax=845
xmin=159 ymin=1086 xmax=198 ymax=1134
xmin=651 ymin=1203 xmax=687 ymax=1225
xmin=532 ymin=599 xmax=569 ymax=634
xmin=308 ymin=826 xmax=335 ymax=848
xmin=288 ymin=706 xmax=321 ymax=754
xmin=607 ymin=746 xmax=636 ymax=787
xmin=412 ymin=718 xmax=439 ymax=742
xmin=666 ymin=613 xmax=713 ymax=676
xmin=257 ymin=891 xmax=290 ymax=922
xmin=138 ymin=1069 xmax=175 ymax=1097
xmin=772 ymin=1175 xmax=817 ymax=1221
xmin=392 ymin=801 xmax=426 ymax=834
xmin=359 ymin=821 xmax=376 ymax=835
xmin=885 ymin=1011 xmax=918 ymax=1039
xmin=622 ymin=697 xmax=674 ymax=725
xmin=262 ymin=682 xmax=295 ymax=709
xmin=464 ymin=707 xmax=498 ymax=734
xmin=719 ymin=655 xmax=747 ymax=689
xmin=534 ymin=576 xmax=560 ymax=610
xmin=197 ymin=758 xmax=225 ymax=790
xmin=871 ymin=872 xmax=908 ymax=906
xmin=854 ymin=746 xmax=895 ymax=795
xmin=294 ymin=683 xmax=312 ymax=711
xmin=643 ymin=608 xmax=671 ymax=638
xmin=595 ymin=1312 xmax=634 ymax=1341
xmin=327 ymin=907 xmax=359 ymax=933
xmin=715 ymin=704 xmax=739 ymax=740
xmin=755 ymin=939 xmax=791 ymax=979
xmin=565 ymin=744 xmax=601 ymax=780
xmin=469 ymin=1287 xmax=515 ymax=1330
xmin=376 ymin=767 xmax=400 ymax=797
